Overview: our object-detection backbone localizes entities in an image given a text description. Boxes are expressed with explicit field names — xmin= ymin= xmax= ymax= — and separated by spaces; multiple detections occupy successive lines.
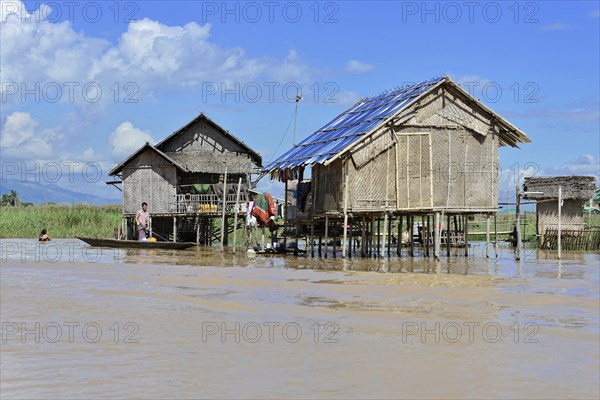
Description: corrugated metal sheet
xmin=265 ymin=77 xmax=446 ymax=171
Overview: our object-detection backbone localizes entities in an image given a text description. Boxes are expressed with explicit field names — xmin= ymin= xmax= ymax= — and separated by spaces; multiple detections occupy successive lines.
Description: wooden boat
xmin=77 ymin=237 xmax=196 ymax=249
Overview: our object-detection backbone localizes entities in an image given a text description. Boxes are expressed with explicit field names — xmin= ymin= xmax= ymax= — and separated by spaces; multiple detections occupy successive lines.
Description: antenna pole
xmin=293 ymin=91 xmax=301 ymax=146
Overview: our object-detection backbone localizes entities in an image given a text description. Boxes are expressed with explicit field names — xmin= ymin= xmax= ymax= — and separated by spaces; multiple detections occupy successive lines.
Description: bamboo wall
xmin=312 ymin=160 xmax=343 ymax=212
xmin=308 ymin=85 xmax=500 ymax=214
xmin=159 ymin=119 xmax=250 ymax=154
xmin=122 ymin=149 xmax=177 ymax=214
xmin=537 ymin=199 xmax=585 ymax=232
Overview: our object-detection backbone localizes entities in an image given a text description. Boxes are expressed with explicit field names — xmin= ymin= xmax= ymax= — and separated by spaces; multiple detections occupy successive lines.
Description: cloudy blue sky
xmin=1 ymin=0 xmax=599 ymax=201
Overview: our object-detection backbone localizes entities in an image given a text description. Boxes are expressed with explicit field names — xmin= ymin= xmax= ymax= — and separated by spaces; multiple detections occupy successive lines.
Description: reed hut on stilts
xmin=262 ymin=76 xmax=531 ymax=259
xmin=108 ymin=113 xmax=262 ymax=244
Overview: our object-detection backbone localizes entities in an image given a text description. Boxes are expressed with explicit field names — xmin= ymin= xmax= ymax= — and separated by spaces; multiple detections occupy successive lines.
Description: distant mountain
xmin=0 ymin=179 xmax=120 ymax=205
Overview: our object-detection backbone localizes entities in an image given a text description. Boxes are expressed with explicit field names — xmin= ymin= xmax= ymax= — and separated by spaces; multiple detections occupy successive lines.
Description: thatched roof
xmin=167 ymin=151 xmax=256 ymax=174
xmin=523 ymin=176 xmax=597 ymax=200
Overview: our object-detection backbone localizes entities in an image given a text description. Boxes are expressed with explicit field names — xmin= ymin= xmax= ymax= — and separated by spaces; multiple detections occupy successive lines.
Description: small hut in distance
xmin=523 ymin=176 xmax=597 ymax=237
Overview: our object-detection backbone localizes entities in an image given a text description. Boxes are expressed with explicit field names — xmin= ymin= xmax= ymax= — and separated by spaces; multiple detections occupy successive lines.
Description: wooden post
xmin=434 ymin=212 xmax=440 ymax=260
xmin=318 ymin=234 xmax=322 ymax=257
xmin=425 ymin=215 xmax=430 ymax=257
xmin=310 ymin=216 xmax=315 ymax=258
xmin=420 ymin=215 xmax=425 ymax=258
xmin=348 ymin=217 xmax=353 ymax=258
xmin=558 ymin=186 xmax=562 ymax=259
xmin=377 ymin=217 xmax=382 ymax=258
xmin=232 ymin=177 xmax=242 ymax=253
xmin=494 ymin=213 xmax=498 ymax=258
xmin=332 ymin=226 xmax=337 ymax=259
xmin=220 ymin=163 xmax=228 ymax=251
xmin=409 ymin=216 xmax=414 ymax=257
xmin=342 ymin=167 xmax=349 ymax=259
xmin=446 ymin=213 xmax=451 ymax=257
xmin=324 ymin=215 xmax=329 ymax=258
xmin=516 ymin=185 xmax=522 ymax=261
xmin=173 ymin=216 xmax=177 ymax=242
xmin=195 ymin=215 xmax=200 ymax=244
xmin=360 ymin=215 xmax=367 ymax=257
xmin=371 ymin=215 xmax=376 ymax=258
xmin=397 ymin=216 xmax=402 ymax=257
xmin=464 ymin=214 xmax=469 ymax=257
xmin=283 ymin=180 xmax=288 ymax=248
xmin=387 ymin=216 xmax=392 ymax=258
xmin=485 ymin=214 xmax=490 ymax=258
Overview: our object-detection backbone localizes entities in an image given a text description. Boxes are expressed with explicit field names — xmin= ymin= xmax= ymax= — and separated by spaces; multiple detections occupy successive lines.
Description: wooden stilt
xmin=370 ymin=215 xmax=375 ymax=258
xmin=377 ymin=216 xmax=382 ymax=258
xmin=173 ymin=216 xmax=177 ymax=243
xmin=348 ymin=217 xmax=353 ymax=259
xmin=310 ymin=216 xmax=315 ymax=258
xmin=397 ymin=216 xmax=402 ymax=257
xmin=485 ymin=214 xmax=490 ymax=259
xmin=516 ymin=185 xmax=522 ymax=261
xmin=425 ymin=215 xmax=430 ymax=257
xmin=434 ymin=212 xmax=440 ymax=260
xmin=409 ymin=216 xmax=415 ymax=257
xmin=386 ymin=215 xmax=391 ymax=258
xmin=464 ymin=214 xmax=469 ymax=257
xmin=220 ymin=163 xmax=228 ymax=251
xmin=361 ymin=216 xmax=366 ymax=257
xmin=324 ymin=215 xmax=329 ymax=259
xmin=318 ymin=234 xmax=322 ymax=257
xmin=494 ymin=213 xmax=498 ymax=258
xmin=446 ymin=213 xmax=451 ymax=257
xmin=232 ymin=178 xmax=242 ymax=253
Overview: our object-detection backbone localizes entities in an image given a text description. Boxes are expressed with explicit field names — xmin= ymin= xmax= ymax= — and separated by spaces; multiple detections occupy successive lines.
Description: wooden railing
xmin=542 ymin=228 xmax=600 ymax=250
xmin=171 ymin=194 xmax=241 ymax=214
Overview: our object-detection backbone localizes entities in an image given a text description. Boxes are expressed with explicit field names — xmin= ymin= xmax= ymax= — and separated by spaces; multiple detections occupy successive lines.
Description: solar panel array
xmin=265 ymin=76 xmax=445 ymax=172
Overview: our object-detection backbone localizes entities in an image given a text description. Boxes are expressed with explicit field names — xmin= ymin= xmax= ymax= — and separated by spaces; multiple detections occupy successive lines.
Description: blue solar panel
xmin=265 ymin=76 xmax=446 ymax=172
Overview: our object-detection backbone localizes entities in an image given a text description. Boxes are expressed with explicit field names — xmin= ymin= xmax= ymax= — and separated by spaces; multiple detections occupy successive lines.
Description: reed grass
xmin=0 ymin=204 xmax=122 ymax=238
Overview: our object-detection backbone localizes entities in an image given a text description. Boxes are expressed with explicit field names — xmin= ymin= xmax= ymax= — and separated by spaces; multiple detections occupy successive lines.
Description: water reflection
xmin=0 ymin=239 xmax=598 ymax=282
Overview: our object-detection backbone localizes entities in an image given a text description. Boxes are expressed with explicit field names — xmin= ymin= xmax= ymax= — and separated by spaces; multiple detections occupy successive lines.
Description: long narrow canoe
xmin=77 ymin=237 xmax=196 ymax=249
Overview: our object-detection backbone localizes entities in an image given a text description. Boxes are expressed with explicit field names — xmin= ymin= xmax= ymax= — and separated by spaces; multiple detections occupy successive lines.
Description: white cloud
xmin=345 ymin=60 xmax=374 ymax=74
xmin=542 ymin=155 xmax=600 ymax=181
xmin=109 ymin=121 xmax=154 ymax=158
xmin=1 ymin=2 xmax=324 ymax=107
xmin=0 ymin=111 xmax=55 ymax=159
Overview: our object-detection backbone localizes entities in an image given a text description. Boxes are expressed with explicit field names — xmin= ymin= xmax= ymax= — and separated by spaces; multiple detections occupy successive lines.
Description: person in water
xmin=39 ymin=228 xmax=51 ymax=241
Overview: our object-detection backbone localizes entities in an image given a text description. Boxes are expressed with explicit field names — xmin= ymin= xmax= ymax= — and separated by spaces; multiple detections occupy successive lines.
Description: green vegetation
xmin=0 ymin=204 xmax=122 ymax=238
xmin=1 ymin=190 xmax=21 ymax=207
xmin=468 ymin=211 xmax=537 ymax=243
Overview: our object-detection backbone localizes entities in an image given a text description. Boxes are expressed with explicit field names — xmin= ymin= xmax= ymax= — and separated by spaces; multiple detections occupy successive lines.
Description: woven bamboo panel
xmin=431 ymin=128 xmax=497 ymax=209
xmin=313 ymin=160 xmax=342 ymax=211
xmin=168 ymin=151 xmax=254 ymax=174
xmin=395 ymin=133 xmax=432 ymax=209
xmin=351 ymin=129 xmax=394 ymax=168
xmin=159 ymin=119 xmax=248 ymax=154
xmin=348 ymin=146 xmax=396 ymax=210
xmin=537 ymin=199 xmax=585 ymax=231
xmin=121 ymin=149 xmax=177 ymax=214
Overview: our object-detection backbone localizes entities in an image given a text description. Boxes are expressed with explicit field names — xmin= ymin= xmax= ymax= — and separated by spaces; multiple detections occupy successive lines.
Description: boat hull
xmin=77 ymin=237 xmax=196 ymax=249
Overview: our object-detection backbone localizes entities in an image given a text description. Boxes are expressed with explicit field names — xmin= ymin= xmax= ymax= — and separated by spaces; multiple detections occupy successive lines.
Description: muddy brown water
xmin=1 ymin=239 xmax=598 ymax=399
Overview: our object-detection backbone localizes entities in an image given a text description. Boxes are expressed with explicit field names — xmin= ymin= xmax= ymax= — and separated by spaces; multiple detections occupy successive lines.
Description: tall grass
xmin=0 ymin=204 xmax=122 ymax=238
